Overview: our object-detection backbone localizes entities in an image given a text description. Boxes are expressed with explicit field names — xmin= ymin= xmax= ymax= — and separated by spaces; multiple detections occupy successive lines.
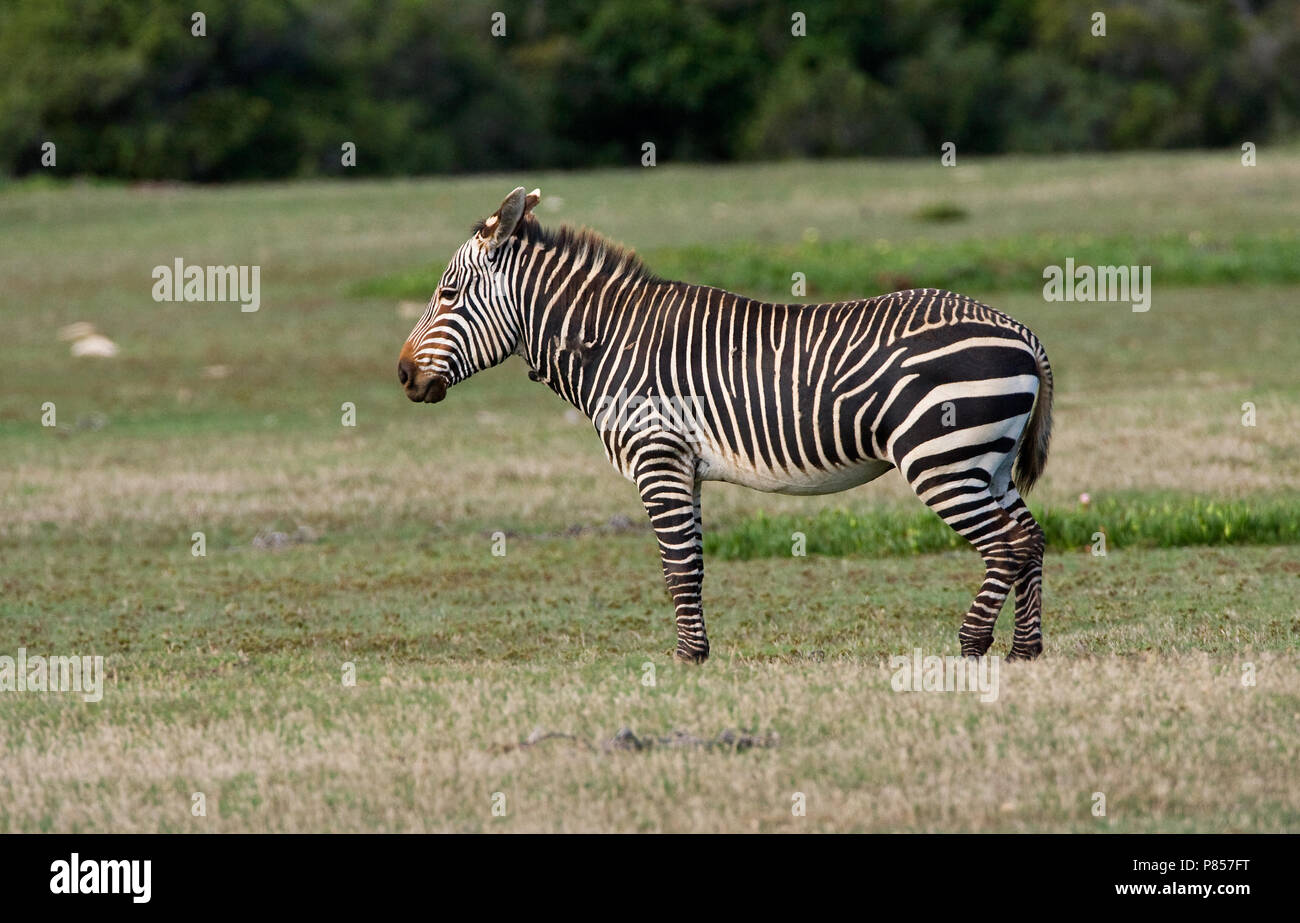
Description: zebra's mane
xmin=473 ymin=216 xmax=662 ymax=286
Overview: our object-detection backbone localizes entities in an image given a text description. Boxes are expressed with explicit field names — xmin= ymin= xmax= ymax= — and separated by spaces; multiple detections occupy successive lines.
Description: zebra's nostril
xmin=398 ymin=357 xmax=413 ymax=386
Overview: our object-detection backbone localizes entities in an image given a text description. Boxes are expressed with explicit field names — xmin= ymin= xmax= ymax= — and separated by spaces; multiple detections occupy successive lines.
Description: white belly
xmin=697 ymin=451 xmax=893 ymax=496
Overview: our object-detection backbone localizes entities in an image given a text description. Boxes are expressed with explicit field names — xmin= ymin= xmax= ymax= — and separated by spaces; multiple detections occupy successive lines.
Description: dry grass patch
xmin=2 ymin=654 xmax=1295 ymax=833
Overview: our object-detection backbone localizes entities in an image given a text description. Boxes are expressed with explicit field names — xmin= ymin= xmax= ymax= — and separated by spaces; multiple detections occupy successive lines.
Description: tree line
xmin=2 ymin=0 xmax=1295 ymax=181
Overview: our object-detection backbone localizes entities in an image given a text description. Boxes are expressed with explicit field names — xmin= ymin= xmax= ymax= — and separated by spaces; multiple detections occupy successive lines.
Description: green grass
xmin=2 ymin=150 xmax=1299 ymax=832
xmin=2 ymin=532 xmax=1297 ymax=832
xmin=708 ymin=493 xmax=1300 ymax=559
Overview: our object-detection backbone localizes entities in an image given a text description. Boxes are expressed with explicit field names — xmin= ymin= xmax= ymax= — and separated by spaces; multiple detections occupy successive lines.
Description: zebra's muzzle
xmin=404 ymin=373 xmax=447 ymax=404
xmin=420 ymin=375 xmax=448 ymax=404
xmin=398 ymin=349 xmax=448 ymax=404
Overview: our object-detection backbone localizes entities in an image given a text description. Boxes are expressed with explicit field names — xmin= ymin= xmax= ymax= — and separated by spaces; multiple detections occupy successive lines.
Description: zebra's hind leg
xmin=633 ymin=455 xmax=709 ymax=664
xmin=999 ymin=490 xmax=1045 ymax=660
xmin=913 ymin=478 xmax=1035 ymax=657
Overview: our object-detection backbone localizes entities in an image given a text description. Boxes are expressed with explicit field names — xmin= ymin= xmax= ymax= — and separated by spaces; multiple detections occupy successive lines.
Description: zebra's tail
xmin=1013 ymin=338 xmax=1054 ymax=496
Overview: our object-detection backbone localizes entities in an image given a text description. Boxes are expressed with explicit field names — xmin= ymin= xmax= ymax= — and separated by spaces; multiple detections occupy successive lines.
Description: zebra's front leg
xmin=634 ymin=462 xmax=708 ymax=664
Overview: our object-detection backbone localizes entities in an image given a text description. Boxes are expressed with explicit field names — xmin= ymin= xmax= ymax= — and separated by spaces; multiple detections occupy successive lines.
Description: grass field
xmin=2 ymin=151 xmax=1298 ymax=832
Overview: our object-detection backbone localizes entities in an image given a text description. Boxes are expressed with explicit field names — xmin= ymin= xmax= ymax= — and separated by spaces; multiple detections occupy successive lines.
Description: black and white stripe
xmin=400 ymin=187 xmax=1054 ymax=662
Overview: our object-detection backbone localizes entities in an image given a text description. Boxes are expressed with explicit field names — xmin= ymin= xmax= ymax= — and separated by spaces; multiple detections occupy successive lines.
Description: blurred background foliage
xmin=1 ymin=0 xmax=1296 ymax=181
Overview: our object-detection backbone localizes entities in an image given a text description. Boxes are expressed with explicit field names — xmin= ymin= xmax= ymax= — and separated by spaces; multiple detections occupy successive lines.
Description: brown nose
xmin=398 ymin=355 xmax=416 ymax=387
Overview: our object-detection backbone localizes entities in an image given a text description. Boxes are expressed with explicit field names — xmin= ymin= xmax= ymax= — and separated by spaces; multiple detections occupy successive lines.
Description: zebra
xmin=399 ymin=187 xmax=1053 ymax=664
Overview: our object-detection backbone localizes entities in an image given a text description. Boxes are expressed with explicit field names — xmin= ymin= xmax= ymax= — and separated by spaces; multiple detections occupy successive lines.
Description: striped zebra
xmin=399 ymin=187 xmax=1053 ymax=663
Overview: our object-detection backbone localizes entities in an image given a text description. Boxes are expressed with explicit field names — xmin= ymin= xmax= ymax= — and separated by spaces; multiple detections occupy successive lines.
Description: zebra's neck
xmin=512 ymin=229 xmax=721 ymax=418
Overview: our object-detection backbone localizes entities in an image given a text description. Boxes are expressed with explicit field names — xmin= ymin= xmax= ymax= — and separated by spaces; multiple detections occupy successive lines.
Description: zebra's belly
xmin=697 ymin=451 xmax=893 ymax=496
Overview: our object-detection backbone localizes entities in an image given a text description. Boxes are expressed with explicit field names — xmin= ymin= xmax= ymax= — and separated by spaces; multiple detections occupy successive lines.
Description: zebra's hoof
xmin=1006 ymin=642 xmax=1043 ymax=661
xmin=959 ymin=636 xmax=994 ymax=659
xmin=674 ymin=644 xmax=709 ymax=664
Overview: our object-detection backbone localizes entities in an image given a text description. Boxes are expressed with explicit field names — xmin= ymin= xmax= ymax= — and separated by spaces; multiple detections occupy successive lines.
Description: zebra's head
xmin=398 ymin=186 xmax=541 ymax=404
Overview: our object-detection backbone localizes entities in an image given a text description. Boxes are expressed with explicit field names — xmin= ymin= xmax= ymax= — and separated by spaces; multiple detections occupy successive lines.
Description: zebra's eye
xmin=440 ymin=287 xmax=459 ymax=301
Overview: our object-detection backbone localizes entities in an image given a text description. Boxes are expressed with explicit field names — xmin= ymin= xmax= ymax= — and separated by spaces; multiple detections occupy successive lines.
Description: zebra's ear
xmin=523 ymin=188 xmax=541 ymax=216
xmin=479 ymin=186 xmax=528 ymax=250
